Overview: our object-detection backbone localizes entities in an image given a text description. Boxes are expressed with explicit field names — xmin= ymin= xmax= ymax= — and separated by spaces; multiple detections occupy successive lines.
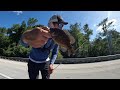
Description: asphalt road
xmin=0 ymin=58 xmax=120 ymax=79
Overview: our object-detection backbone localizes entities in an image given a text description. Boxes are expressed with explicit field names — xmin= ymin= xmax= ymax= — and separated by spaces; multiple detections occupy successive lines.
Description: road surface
xmin=0 ymin=58 xmax=120 ymax=79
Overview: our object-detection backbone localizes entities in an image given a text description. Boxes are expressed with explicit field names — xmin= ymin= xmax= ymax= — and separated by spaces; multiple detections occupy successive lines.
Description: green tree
xmin=110 ymin=30 xmax=120 ymax=54
xmin=7 ymin=24 xmax=21 ymax=45
xmin=27 ymin=18 xmax=38 ymax=29
xmin=7 ymin=21 xmax=27 ymax=46
xmin=0 ymin=27 xmax=7 ymax=35
xmin=83 ymin=24 xmax=93 ymax=57
xmin=91 ymin=37 xmax=108 ymax=56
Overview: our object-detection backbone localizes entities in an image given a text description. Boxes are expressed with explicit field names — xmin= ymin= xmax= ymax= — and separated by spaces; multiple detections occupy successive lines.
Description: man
xmin=20 ymin=15 xmax=68 ymax=79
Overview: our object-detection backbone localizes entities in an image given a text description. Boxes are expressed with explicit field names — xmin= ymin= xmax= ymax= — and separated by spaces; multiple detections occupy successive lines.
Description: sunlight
xmin=107 ymin=11 xmax=112 ymax=19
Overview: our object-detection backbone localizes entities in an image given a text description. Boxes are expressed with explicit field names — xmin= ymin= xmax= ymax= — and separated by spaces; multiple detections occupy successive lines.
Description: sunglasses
xmin=59 ymin=23 xmax=64 ymax=29
xmin=53 ymin=22 xmax=64 ymax=29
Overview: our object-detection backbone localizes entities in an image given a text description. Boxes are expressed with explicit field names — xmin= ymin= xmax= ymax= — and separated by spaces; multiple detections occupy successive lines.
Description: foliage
xmin=0 ymin=17 xmax=120 ymax=59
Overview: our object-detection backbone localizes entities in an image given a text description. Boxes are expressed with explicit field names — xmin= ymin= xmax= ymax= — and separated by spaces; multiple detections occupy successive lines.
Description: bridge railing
xmin=0 ymin=54 xmax=120 ymax=64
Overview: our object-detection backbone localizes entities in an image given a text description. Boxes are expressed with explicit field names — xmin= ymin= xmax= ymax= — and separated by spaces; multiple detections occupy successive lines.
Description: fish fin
xmin=60 ymin=46 xmax=67 ymax=52
xmin=68 ymin=50 xmax=71 ymax=57
xmin=68 ymin=48 xmax=75 ymax=57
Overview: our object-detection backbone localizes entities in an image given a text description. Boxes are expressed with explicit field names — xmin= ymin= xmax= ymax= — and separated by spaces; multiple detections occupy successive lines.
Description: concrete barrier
xmin=0 ymin=54 xmax=120 ymax=64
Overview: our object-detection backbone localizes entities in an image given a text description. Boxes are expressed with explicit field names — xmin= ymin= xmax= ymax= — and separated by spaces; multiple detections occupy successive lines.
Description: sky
xmin=0 ymin=11 xmax=120 ymax=41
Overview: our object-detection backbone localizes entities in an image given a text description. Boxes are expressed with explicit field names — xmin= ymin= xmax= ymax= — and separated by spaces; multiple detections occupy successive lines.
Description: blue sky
xmin=0 ymin=11 xmax=120 ymax=41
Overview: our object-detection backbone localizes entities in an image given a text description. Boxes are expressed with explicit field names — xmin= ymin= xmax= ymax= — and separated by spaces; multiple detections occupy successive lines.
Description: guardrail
xmin=0 ymin=54 xmax=120 ymax=64
xmin=0 ymin=56 xmax=29 ymax=62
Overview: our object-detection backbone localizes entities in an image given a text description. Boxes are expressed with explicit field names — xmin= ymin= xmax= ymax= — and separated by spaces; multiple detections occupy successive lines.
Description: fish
xmin=49 ymin=28 xmax=75 ymax=56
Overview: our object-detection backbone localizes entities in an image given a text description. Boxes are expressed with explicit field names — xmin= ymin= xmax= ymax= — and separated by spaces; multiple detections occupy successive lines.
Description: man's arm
xmin=49 ymin=44 xmax=59 ymax=74
xmin=50 ymin=44 xmax=59 ymax=65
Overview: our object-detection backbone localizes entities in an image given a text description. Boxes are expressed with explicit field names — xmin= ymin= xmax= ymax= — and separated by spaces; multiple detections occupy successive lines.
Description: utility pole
xmin=97 ymin=17 xmax=113 ymax=55
xmin=106 ymin=30 xmax=113 ymax=55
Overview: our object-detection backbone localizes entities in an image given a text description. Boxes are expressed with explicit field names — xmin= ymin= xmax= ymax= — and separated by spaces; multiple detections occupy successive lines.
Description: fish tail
xmin=68 ymin=47 xmax=75 ymax=56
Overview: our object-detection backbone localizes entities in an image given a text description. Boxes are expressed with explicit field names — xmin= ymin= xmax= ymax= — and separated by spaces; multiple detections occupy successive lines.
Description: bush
xmin=49 ymin=50 xmax=63 ymax=60
xmin=57 ymin=50 xmax=63 ymax=59
xmin=4 ymin=45 xmax=31 ymax=57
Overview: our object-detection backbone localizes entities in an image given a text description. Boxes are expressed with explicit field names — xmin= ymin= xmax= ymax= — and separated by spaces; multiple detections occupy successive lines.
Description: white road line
xmin=0 ymin=73 xmax=14 ymax=79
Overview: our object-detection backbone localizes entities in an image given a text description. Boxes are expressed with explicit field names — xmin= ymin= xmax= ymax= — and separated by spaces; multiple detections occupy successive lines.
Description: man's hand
xmin=49 ymin=64 xmax=54 ymax=74
xmin=22 ymin=27 xmax=51 ymax=48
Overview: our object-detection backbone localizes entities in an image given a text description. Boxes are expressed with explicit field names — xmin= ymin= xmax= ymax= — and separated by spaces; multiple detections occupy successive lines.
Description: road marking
xmin=0 ymin=73 xmax=14 ymax=79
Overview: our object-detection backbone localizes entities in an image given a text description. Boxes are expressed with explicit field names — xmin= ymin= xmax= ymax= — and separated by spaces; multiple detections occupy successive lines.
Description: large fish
xmin=42 ymin=26 xmax=75 ymax=56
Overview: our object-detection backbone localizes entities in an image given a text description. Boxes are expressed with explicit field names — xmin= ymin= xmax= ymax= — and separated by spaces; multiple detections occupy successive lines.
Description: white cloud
xmin=96 ymin=19 xmax=117 ymax=33
xmin=12 ymin=11 xmax=23 ymax=15
xmin=106 ymin=19 xmax=117 ymax=25
xmin=96 ymin=25 xmax=103 ymax=33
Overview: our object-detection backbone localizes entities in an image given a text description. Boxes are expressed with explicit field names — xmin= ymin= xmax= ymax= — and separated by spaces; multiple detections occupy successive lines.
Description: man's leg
xmin=40 ymin=61 xmax=50 ymax=79
xmin=28 ymin=60 xmax=39 ymax=79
